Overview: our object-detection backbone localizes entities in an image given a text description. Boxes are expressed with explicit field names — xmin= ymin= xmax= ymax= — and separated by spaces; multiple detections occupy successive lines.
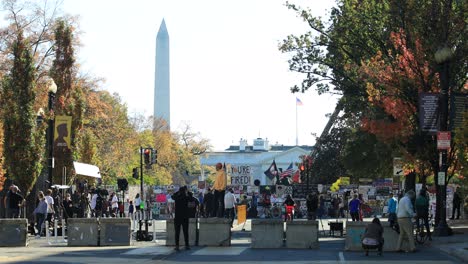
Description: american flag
xmin=296 ymin=97 xmax=303 ymax=106
xmin=280 ymin=163 xmax=294 ymax=177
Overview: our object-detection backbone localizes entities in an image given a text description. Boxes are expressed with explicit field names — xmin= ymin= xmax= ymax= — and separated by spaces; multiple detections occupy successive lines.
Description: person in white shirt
xmin=224 ymin=188 xmax=236 ymax=227
xmin=45 ymin=189 xmax=55 ymax=223
xmin=134 ymin=193 xmax=141 ymax=220
xmin=110 ymin=192 xmax=118 ymax=216
xmin=396 ymin=190 xmax=416 ymax=253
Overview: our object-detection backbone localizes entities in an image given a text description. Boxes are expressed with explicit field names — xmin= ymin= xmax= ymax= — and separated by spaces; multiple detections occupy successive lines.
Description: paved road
xmin=0 ymin=218 xmax=465 ymax=264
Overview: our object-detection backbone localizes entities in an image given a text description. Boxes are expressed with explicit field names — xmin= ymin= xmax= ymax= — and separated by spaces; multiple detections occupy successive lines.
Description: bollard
xmin=62 ymin=219 xmax=66 ymax=242
xmin=54 ymin=219 xmax=58 ymax=243
xmin=152 ymin=219 xmax=157 ymax=243
xmin=45 ymin=221 xmax=50 ymax=243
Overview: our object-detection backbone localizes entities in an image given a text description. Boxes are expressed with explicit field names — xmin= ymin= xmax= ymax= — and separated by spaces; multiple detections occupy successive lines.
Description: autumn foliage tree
xmin=0 ymin=32 xmax=45 ymax=194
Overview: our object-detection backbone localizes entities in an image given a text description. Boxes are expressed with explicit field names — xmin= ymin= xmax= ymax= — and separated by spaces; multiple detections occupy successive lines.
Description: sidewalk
xmin=430 ymin=219 xmax=468 ymax=263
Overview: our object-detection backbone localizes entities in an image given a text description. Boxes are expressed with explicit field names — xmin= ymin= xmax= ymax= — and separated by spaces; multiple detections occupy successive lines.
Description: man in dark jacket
xmin=306 ymin=192 xmax=318 ymax=220
xmin=203 ymin=188 xmax=214 ymax=217
xmin=451 ymin=188 xmax=462 ymax=220
xmin=172 ymin=186 xmax=190 ymax=251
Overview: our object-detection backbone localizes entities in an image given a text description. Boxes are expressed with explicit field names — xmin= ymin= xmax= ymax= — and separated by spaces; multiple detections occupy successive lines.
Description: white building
xmin=200 ymin=138 xmax=313 ymax=185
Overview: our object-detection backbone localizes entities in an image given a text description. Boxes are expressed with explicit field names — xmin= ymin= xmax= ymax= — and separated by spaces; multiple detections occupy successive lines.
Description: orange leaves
xmin=359 ymin=29 xmax=438 ymax=141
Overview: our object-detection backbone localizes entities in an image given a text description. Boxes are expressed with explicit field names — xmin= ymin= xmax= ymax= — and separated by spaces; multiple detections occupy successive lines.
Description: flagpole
xmin=296 ymin=99 xmax=298 ymax=146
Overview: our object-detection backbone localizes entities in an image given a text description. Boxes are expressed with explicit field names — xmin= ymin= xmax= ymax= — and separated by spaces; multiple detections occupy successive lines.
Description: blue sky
xmin=62 ymin=0 xmax=338 ymax=150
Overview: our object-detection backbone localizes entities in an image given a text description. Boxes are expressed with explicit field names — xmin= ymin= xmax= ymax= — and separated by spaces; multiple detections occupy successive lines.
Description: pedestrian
xmin=224 ymin=188 xmax=236 ymax=227
xmin=33 ymin=191 xmax=48 ymax=237
xmin=450 ymin=188 xmax=462 ymax=220
xmin=167 ymin=192 xmax=175 ymax=218
xmin=45 ymin=189 xmax=55 ymax=222
xmin=387 ymin=192 xmax=398 ymax=229
xmin=349 ymin=194 xmax=361 ymax=221
xmin=8 ymin=185 xmax=24 ymax=218
xmin=3 ymin=183 xmax=14 ymax=218
xmin=415 ymin=188 xmax=431 ymax=241
xmin=63 ymin=193 xmax=74 ymax=221
xmin=197 ymin=191 xmax=204 ymax=217
xmin=283 ymin=194 xmax=295 ymax=221
xmin=187 ymin=192 xmax=199 ymax=218
xmin=128 ymin=200 xmax=134 ymax=219
xmin=172 ymin=186 xmax=190 ymax=251
xmin=358 ymin=193 xmax=366 ymax=221
xmin=203 ymin=188 xmax=214 ymax=217
xmin=212 ymin=162 xmax=227 ymax=217
xmin=396 ymin=190 xmax=416 ymax=253
xmin=118 ymin=201 xmax=125 ymax=217
xmin=306 ymin=192 xmax=319 ymax=220
xmin=110 ymin=192 xmax=118 ymax=217
xmin=134 ymin=193 xmax=141 ymax=220
xmin=362 ymin=217 xmax=384 ymax=256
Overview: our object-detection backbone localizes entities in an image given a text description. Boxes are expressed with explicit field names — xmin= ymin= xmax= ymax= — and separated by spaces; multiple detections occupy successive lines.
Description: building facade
xmin=200 ymin=138 xmax=313 ymax=185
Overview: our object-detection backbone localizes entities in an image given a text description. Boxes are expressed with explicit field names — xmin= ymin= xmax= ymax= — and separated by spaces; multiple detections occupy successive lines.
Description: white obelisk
xmin=154 ymin=19 xmax=170 ymax=128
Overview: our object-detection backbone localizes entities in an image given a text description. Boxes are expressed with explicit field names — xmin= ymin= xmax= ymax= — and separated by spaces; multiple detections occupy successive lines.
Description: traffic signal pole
xmin=140 ymin=146 xmax=144 ymax=201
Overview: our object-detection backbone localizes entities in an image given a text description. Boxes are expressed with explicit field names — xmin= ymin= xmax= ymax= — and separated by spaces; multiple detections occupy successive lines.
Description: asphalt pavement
xmin=0 ymin=217 xmax=466 ymax=264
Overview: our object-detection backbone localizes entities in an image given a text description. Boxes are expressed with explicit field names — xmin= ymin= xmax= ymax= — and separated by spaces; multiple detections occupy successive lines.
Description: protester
xmin=212 ymin=162 xmax=227 ymax=217
xmin=224 ymin=188 xmax=236 ymax=227
xmin=33 ymin=192 xmax=48 ymax=237
xmin=415 ymin=188 xmax=431 ymax=241
xmin=172 ymin=186 xmax=190 ymax=251
xmin=306 ymin=192 xmax=319 ymax=220
xmin=362 ymin=217 xmax=384 ymax=256
xmin=349 ymin=194 xmax=361 ymax=221
xmin=203 ymin=188 xmax=214 ymax=217
xmin=451 ymin=188 xmax=462 ymax=220
xmin=396 ymin=190 xmax=416 ymax=253
xmin=387 ymin=192 xmax=398 ymax=229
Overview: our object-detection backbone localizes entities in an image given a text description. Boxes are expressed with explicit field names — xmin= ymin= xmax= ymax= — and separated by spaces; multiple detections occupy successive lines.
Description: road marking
xmin=192 ymin=247 xmax=247 ymax=255
xmin=123 ymin=246 xmax=174 ymax=255
xmin=339 ymin=251 xmax=345 ymax=263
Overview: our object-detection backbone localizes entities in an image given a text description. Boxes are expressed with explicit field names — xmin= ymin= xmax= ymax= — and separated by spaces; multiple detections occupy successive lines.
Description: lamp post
xmin=46 ymin=79 xmax=57 ymax=189
xmin=433 ymin=46 xmax=453 ymax=237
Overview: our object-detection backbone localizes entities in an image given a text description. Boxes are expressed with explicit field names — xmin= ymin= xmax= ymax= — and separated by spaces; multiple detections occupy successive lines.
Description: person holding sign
xmin=213 ymin=163 xmax=226 ymax=217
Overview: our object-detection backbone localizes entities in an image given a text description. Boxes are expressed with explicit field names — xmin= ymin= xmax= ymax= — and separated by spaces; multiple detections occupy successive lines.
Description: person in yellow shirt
xmin=212 ymin=162 xmax=226 ymax=217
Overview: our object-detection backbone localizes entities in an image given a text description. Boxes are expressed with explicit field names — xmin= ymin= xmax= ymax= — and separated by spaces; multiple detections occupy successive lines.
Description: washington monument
xmin=154 ymin=19 xmax=170 ymax=127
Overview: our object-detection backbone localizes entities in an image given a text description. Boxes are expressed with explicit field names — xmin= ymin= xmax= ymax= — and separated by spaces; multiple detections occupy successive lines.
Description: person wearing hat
xmin=212 ymin=163 xmax=226 ymax=217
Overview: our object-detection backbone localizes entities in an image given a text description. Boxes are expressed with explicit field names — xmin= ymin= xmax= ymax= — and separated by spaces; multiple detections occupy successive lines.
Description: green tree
xmin=0 ymin=32 xmax=44 ymax=193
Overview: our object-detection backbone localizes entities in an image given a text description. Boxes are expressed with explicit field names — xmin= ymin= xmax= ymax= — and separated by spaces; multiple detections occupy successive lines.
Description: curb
xmin=437 ymin=243 xmax=468 ymax=264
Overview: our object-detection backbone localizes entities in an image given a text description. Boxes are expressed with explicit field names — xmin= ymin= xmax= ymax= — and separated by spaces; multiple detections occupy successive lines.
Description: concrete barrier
xmin=198 ymin=218 xmax=231 ymax=246
xmin=100 ymin=218 xmax=131 ymax=246
xmin=165 ymin=218 xmax=198 ymax=246
xmin=286 ymin=220 xmax=319 ymax=249
xmin=0 ymin=219 xmax=28 ymax=247
xmin=345 ymin=221 xmax=411 ymax=251
xmin=251 ymin=219 xmax=284 ymax=248
xmin=67 ymin=218 xmax=99 ymax=246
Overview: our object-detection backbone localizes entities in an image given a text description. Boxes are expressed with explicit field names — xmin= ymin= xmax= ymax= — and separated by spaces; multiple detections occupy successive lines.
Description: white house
xmin=200 ymin=138 xmax=313 ymax=185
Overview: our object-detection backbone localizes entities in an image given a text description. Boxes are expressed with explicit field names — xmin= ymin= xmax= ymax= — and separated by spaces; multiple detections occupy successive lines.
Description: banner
xmin=54 ymin=115 xmax=72 ymax=149
xmin=237 ymin=204 xmax=247 ymax=225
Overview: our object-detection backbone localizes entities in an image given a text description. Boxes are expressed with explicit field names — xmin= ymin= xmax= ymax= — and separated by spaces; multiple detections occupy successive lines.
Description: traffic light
xmin=299 ymin=164 xmax=305 ymax=172
xmin=144 ymin=148 xmax=151 ymax=165
xmin=132 ymin=168 xmax=138 ymax=179
xmin=151 ymin=149 xmax=157 ymax=164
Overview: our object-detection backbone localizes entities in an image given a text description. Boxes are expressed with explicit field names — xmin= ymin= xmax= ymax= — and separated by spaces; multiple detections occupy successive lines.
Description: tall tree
xmin=0 ymin=32 xmax=45 ymax=194
xmin=49 ymin=19 xmax=84 ymax=185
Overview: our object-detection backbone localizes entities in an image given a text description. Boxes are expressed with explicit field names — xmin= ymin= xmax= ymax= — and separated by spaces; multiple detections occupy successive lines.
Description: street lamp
xmin=47 ymin=79 xmax=57 ymax=189
xmin=433 ymin=46 xmax=453 ymax=237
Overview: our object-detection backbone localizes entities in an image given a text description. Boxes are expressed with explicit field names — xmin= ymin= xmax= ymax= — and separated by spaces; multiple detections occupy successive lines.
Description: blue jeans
xmin=36 ymin=213 xmax=45 ymax=235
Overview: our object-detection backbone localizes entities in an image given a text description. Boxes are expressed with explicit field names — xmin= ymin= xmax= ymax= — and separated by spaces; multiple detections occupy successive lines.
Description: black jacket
xmin=172 ymin=191 xmax=189 ymax=220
